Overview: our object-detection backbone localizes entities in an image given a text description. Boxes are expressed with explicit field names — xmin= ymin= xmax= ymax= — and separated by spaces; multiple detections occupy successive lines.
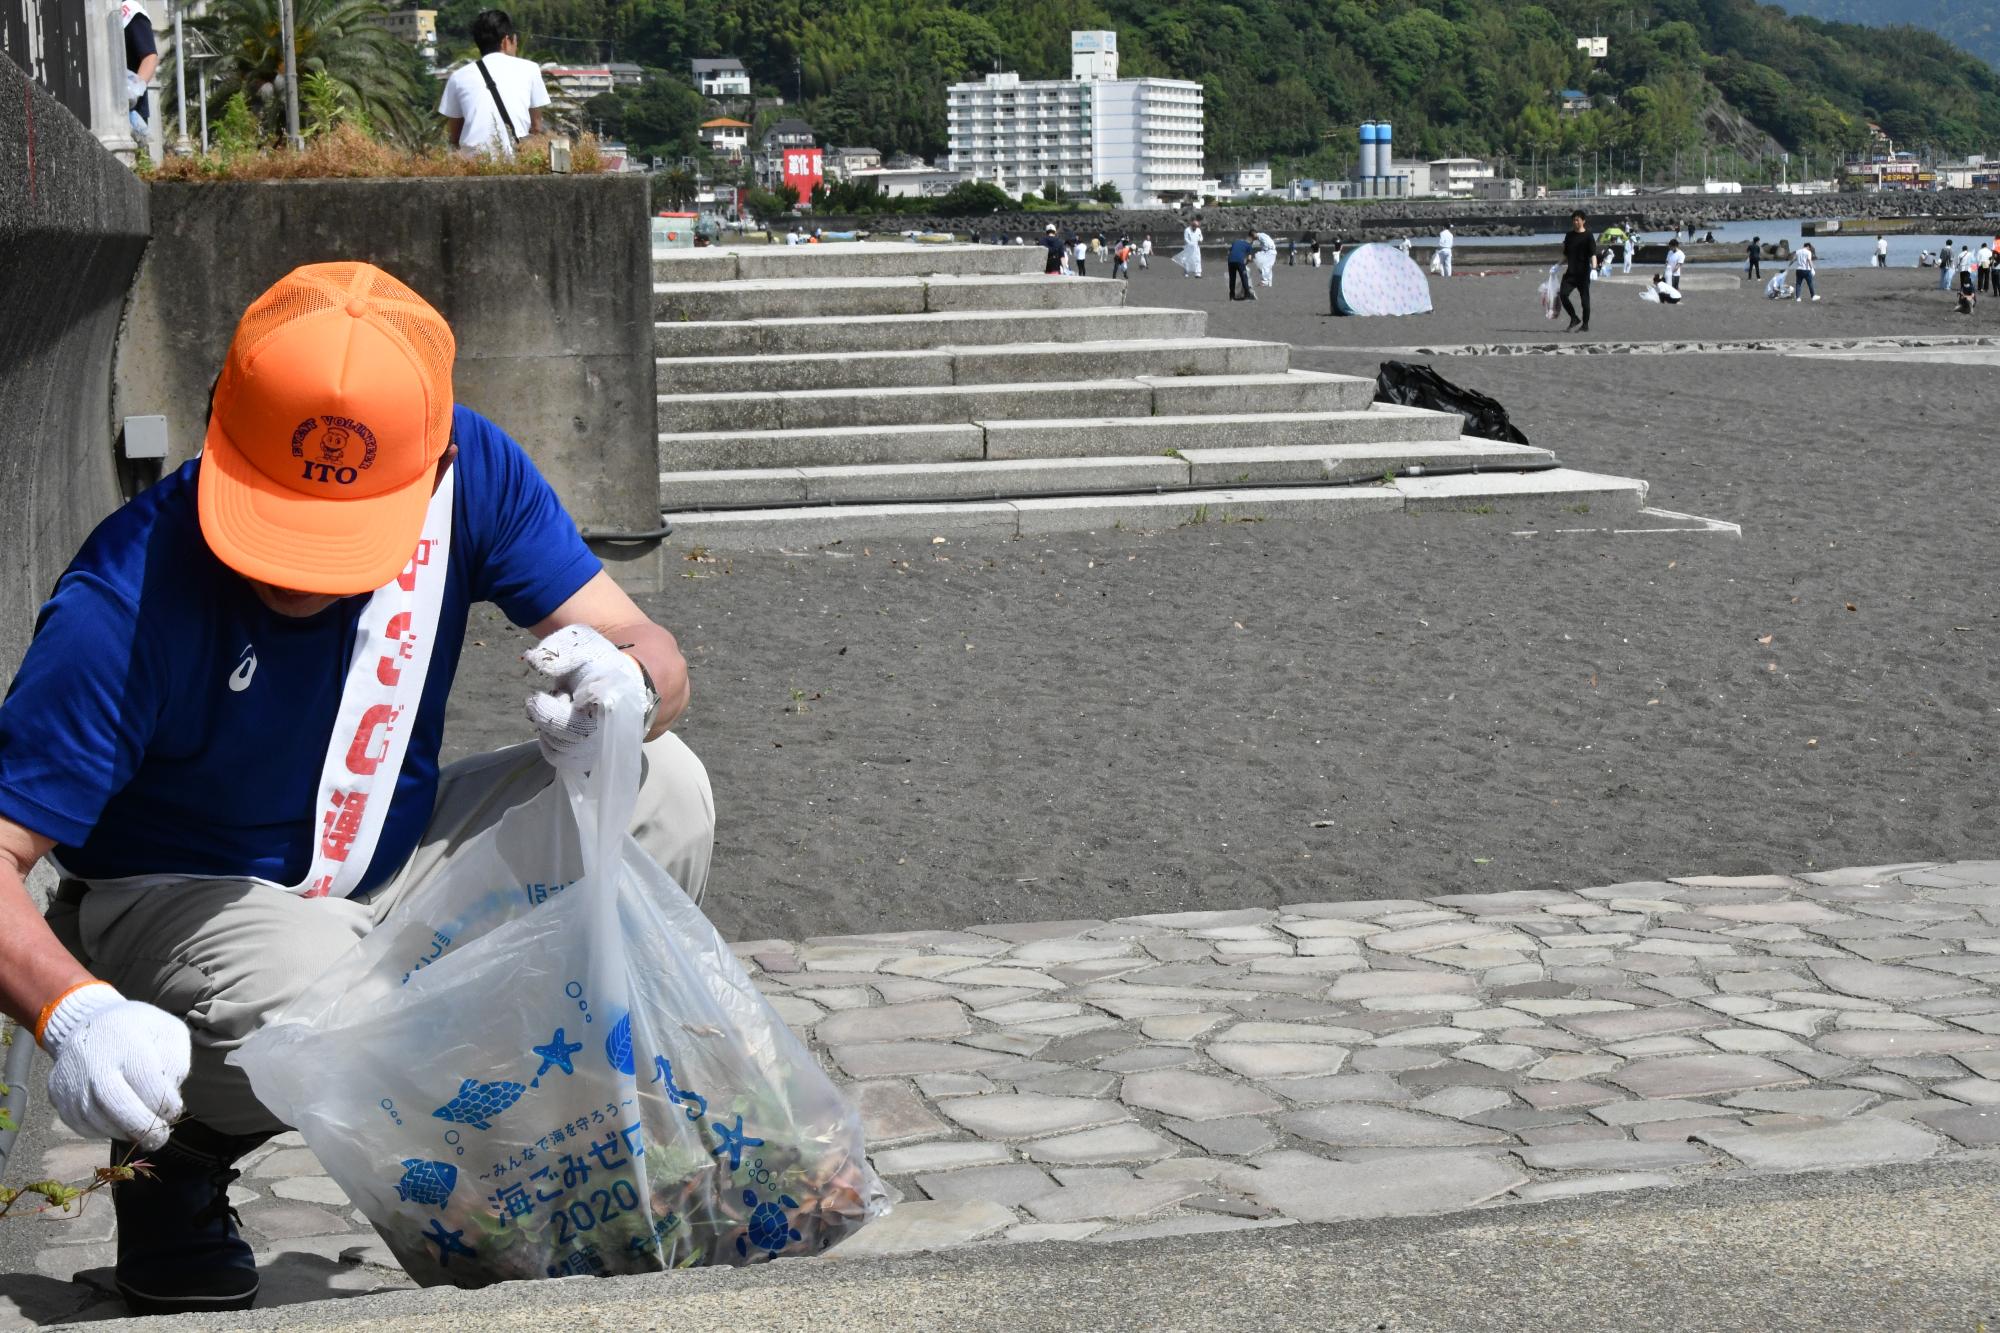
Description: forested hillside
xmin=1772 ymin=1 xmax=2000 ymax=73
xmin=441 ymin=0 xmax=2000 ymax=174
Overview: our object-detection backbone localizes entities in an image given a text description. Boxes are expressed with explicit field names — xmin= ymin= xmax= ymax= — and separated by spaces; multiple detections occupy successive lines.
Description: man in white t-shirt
xmin=1437 ymin=224 xmax=1454 ymax=278
xmin=437 ymin=9 xmax=548 ymax=158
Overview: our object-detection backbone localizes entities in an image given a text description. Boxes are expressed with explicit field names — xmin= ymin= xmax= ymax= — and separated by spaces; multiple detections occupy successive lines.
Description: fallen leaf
xmin=1757 ymin=634 xmax=1773 ymax=645
xmin=1845 ymin=603 xmax=1858 ymax=612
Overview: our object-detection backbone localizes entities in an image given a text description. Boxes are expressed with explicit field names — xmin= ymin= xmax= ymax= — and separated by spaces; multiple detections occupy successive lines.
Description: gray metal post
xmin=199 ymin=61 xmax=208 ymax=150
xmin=278 ymin=0 xmax=302 ymax=148
xmin=171 ymin=0 xmax=191 ymax=153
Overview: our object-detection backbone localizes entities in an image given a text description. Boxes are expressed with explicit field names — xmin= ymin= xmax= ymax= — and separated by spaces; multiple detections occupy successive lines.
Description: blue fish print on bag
xmin=395 ymin=1158 xmax=458 ymax=1208
xmin=431 ymin=1078 xmax=526 ymax=1131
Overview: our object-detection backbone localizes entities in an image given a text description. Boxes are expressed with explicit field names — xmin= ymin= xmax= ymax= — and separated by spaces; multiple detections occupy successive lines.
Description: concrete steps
xmin=660 ymin=437 xmax=1560 ymax=509
xmin=656 ymin=370 xmax=1374 ymax=436
xmin=660 ymin=466 xmax=1650 ymax=548
xmin=657 ymin=405 xmax=1468 ymax=472
xmin=658 ymin=338 xmax=1292 ymax=394
xmin=635 ymin=242 xmax=1662 ymax=546
xmin=653 ymin=274 xmax=1128 ymax=322
xmin=655 ymin=242 xmax=1046 ymax=283
xmin=655 ymin=306 xmax=1206 ymax=358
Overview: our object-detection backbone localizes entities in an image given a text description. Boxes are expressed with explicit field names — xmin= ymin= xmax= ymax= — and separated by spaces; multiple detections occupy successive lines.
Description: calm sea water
xmin=1457 ymin=218 xmax=2000 ymax=270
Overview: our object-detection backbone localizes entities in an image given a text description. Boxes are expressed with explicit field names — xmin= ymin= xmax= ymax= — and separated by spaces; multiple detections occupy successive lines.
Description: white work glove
xmin=524 ymin=625 xmax=643 ymax=775
xmin=42 ymin=983 xmax=189 ymax=1150
xmin=124 ymin=70 xmax=145 ymax=106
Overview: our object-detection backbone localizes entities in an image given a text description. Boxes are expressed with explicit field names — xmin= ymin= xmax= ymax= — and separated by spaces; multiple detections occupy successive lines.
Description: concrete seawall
xmin=0 ymin=55 xmax=148 ymax=674
xmin=117 ymin=176 xmax=661 ymax=536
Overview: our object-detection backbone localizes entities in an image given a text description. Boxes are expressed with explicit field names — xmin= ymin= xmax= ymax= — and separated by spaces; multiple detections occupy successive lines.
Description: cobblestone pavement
xmin=14 ymin=859 xmax=2000 ymax=1320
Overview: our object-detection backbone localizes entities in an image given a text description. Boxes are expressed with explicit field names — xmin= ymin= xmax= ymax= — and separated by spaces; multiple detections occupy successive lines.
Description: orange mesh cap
xmin=198 ymin=262 xmax=457 ymax=596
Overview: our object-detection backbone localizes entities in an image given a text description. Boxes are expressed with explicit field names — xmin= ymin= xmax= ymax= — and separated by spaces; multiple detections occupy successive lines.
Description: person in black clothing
xmin=1557 ymin=211 xmax=1594 ymax=333
xmin=120 ymin=0 xmax=159 ymax=137
xmin=1040 ymin=224 xmax=1065 ymax=275
xmin=1746 ymin=237 xmax=1762 ymax=280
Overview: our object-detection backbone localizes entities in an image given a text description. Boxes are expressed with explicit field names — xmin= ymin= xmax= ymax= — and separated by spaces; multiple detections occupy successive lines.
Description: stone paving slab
xmin=14 ymin=858 xmax=2000 ymax=1321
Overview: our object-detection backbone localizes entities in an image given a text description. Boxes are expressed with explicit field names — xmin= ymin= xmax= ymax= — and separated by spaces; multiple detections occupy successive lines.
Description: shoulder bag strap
xmin=474 ymin=57 xmax=519 ymax=148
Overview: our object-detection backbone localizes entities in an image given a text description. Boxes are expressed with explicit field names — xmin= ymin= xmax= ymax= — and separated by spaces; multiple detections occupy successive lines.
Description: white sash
xmin=298 ymin=467 xmax=456 ymax=899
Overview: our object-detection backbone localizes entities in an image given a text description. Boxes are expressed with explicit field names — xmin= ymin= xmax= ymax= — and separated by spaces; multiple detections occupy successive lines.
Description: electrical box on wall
xmin=123 ymin=415 xmax=168 ymax=460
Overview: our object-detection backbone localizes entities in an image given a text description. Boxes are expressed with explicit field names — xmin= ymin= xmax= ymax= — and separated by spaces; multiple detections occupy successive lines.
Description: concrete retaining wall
xmin=830 ymin=190 xmax=2000 ymax=243
xmin=0 ymin=54 xmax=147 ymax=674
xmin=116 ymin=175 xmax=660 ymax=535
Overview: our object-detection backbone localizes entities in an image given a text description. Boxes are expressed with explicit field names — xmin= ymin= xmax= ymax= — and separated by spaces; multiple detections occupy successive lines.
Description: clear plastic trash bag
xmin=234 ymin=685 xmax=885 ymax=1286
xmin=1538 ymin=264 xmax=1562 ymax=320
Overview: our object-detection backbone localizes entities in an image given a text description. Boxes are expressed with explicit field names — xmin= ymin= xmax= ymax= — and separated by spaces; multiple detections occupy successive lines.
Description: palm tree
xmin=169 ymin=0 xmax=431 ymax=146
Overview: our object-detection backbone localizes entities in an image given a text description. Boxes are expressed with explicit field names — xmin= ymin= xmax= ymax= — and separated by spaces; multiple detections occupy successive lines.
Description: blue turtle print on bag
xmin=736 ymin=1187 xmax=801 ymax=1258
xmin=431 ymin=1077 xmax=527 ymax=1130
xmin=604 ymin=1012 xmax=634 ymax=1075
xmin=394 ymin=1158 xmax=458 ymax=1208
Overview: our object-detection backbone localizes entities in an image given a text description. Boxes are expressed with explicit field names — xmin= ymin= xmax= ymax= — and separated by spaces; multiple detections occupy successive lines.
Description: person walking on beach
xmin=1175 ymin=218 xmax=1204 ymax=279
xmin=1665 ymin=238 xmax=1686 ymax=292
xmin=1978 ymin=241 xmax=1994 ymax=295
xmin=1876 ymin=235 xmax=1889 ymax=268
xmin=1253 ymin=230 xmax=1278 ymax=288
xmin=1040 ymin=224 xmax=1065 ymax=275
xmin=1286 ymin=236 xmax=1297 ymax=267
xmin=1437 ymin=224 xmax=1455 ymax=279
xmin=1940 ymin=240 xmax=1955 ymax=291
xmin=1139 ymin=228 xmax=1152 ymax=270
xmin=1794 ymin=242 xmax=1818 ymax=302
xmin=1745 ymin=237 xmax=1762 ymax=281
xmin=1227 ymin=232 xmax=1257 ymax=300
xmin=1557 ymin=210 xmax=1594 ymax=333
xmin=1621 ymin=231 xmax=1634 ymax=274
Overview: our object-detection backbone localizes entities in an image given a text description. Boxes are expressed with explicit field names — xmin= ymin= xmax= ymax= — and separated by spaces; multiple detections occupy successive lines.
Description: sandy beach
xmin=444 ymin=258 xmax=2000 ymax=943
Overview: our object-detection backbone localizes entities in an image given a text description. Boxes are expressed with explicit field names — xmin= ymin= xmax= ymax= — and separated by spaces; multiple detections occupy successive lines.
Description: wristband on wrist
xmin=35 ymin=980 xmax=117 ymax=1049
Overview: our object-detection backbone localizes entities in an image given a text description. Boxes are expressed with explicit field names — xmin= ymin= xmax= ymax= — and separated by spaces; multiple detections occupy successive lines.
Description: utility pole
xmin=278 ymin=0 xmax=302 ymax=149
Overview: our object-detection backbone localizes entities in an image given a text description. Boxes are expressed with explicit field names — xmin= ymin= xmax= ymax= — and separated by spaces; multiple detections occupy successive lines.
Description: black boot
xmin=111 ymin=1121 xmax=271 ymax=1316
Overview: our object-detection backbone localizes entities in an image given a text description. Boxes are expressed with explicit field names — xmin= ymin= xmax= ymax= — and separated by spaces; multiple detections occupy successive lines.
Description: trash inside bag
xmin=1373 ymin=361 xmax=1532 ymax=446
xmin=1538 ymin=264 xmax=1562 ymax=320
xmin=233 ymin=687 xmax=886 ymax=1286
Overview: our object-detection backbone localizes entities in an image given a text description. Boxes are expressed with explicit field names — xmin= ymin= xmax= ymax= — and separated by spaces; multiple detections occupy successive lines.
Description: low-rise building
xmin=848 ymin=166 xmax=971 ymax=199
xmin=825 ymin=146 xmax=883 ymax=181
xmin=1219 ymin=162 xmax=1273 ymax=196
xmin=1559 ymin=88 xmax=1591 ymax=114
xmin=759 ymin=118 xmax=818 ymax=188
xmin=376 ymin=8 xmax=436 ymax=64
xmin=607 ymin=62 xmax=644 ymax=88
xmin=540 ymin=65 xmax=613 ymax=120
xmin=1427 ymin=157 xmax=1496 ymax=197
xmin=699 ymin=117 xmax=751 ymax=161
xmin=691 ymin=58 xmax=750 ymax=98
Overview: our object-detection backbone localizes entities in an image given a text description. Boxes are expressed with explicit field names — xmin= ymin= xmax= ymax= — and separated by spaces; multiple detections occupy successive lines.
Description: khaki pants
xmin=46 ymin=735 xmax=715 ymax=1136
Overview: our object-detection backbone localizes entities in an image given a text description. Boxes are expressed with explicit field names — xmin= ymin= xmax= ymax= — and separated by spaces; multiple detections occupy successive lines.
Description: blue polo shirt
xmin=0 ymin=406 xmax=600 ymax=893
xmin=1228 ymin=238 xmax=1253 ymax=265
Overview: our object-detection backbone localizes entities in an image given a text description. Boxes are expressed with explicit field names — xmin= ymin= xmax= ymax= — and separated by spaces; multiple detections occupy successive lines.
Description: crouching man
xmin=0 ymin=263 xmax=714 ymax=1314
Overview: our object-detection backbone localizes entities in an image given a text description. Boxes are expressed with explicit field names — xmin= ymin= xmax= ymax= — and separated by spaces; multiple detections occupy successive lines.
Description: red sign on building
xmin=782 ymin=147 xmax=824 ymax=199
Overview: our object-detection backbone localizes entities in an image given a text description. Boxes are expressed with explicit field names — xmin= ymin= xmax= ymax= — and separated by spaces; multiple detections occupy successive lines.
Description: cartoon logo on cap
xmin=290 ymin=416 xmax=380 ymax=486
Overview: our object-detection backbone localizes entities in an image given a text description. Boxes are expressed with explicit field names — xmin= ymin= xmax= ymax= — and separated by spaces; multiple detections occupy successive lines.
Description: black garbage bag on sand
xmin=1374 ymin=361 xmax=1531 ymax=446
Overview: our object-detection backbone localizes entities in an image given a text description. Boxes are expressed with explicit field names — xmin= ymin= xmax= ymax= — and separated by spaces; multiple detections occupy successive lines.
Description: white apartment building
xmin=945 ymin=31 xmax=1204 ymax=206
